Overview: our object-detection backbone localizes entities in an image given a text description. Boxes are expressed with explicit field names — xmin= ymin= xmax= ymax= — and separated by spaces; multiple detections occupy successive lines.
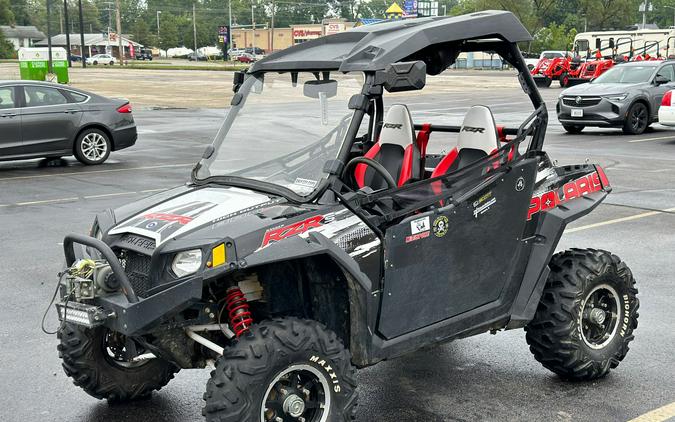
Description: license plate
xmin=571 ymin=109 xmax=583 ymax=117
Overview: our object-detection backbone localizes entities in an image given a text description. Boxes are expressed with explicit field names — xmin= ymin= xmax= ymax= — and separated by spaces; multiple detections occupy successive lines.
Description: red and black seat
xmin=430 ymin=105 xmax=501 ymax=179
xmin=355 ymin=104 xmax=421 ymax=190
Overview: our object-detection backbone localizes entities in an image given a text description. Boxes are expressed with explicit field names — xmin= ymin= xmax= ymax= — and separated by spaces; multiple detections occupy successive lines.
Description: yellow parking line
xmin=627 ymin=401 xmax=675 ymax=422
xmin=567 ymin=207 xmax=675 ymax=233
xmin=0 ymin=163 xmax=192 ymax=182
xmin=628 ymin=136 xmax=675 ymax=143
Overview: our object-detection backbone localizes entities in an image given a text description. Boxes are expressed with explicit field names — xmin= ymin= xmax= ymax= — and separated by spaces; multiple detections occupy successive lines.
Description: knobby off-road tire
xmin=525 ymin=249 xmax=639 ymax=381
xmin=203 ymin=317 xmax=358 ymax=422
xmin=57 ymin=324 xmax=179 ymax=401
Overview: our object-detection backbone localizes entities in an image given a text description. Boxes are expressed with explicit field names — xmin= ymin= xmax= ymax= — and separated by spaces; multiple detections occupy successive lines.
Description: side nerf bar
xmin=63 ymin=233 xmax=139 ymax=303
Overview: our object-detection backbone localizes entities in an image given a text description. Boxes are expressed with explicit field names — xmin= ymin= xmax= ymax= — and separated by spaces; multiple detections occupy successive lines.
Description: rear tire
xmin=58 ymin=324 xmax=179 ymax=401
xmin=525 ymin=249 xmax=639 ymax=381
xmin=622 ymin=102 xmax=649 ymax=134
xmin=203 ymin=318 xmax=358 ymax=422
xmin=562 ymin=124 xmax=585 ymax=134
xmin=93 ymin=60 xmax=98 ymax=65
xmin=74 ymin=128 xmax=111 ymax=165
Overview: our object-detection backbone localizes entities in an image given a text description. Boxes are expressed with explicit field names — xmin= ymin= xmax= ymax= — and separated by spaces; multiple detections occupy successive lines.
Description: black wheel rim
xmin=630 ymin=105 xmax=647 ymax=132
xmin=102 ymin=330 xmax=151 ymax=368
xmin=262 ymin=365 xmax=329 ymax=422
xmin=580 ymin=284 xmax=620 ymax=349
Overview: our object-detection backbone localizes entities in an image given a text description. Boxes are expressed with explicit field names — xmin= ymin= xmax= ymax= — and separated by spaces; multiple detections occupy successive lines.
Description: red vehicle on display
xmin=530 ymin=53 xmax=571 ymax=87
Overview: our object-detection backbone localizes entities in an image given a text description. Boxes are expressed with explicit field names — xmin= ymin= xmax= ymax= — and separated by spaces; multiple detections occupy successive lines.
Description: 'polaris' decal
xmin=261 ymin=215 xmax=324 ymax=248
xmin=527 ymin=172 xmax=603 ymax=220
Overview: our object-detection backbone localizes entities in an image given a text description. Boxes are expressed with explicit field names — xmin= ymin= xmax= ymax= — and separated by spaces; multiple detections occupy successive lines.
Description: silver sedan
xmin=556 ymin=61 xmax=675 ymax=135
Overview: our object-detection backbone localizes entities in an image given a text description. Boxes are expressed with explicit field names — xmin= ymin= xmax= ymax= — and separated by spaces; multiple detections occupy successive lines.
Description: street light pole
xmin=78 ymin=0 xmax=85 ymax=67
xmin=228 ymin=0 xmax=232 ymax=51
xmin=63 ymin=0 xmax=71 ymax=67
xmin=47 ymin=0 xmax=53 ymax=73
xmin=251 ymin=1 xmax=255 ymax=52
xmin=156 ymin=10 xmax=162 ymax=54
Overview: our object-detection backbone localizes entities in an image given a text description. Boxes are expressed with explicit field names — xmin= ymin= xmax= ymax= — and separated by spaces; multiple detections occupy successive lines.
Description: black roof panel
xmin=251 ymin=11 xmax=532 ymax=73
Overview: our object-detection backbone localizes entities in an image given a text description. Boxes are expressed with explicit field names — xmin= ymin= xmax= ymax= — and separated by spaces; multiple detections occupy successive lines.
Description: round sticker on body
xmin=432 ymin=216 xmax=449 ymax=238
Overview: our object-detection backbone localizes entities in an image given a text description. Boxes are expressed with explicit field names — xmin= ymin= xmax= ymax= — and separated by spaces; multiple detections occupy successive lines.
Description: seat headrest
xmin=379 ymin=104 xmax=416 ymax=147
xmin=457 ymin=105 xmax=499 ymax=155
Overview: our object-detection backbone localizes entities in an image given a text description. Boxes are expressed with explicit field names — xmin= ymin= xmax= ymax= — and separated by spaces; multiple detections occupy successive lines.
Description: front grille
xmin=562 ymin=97 xmax=602 ymax=107
xmin=117 ymin=250 xmax=152 ymax=297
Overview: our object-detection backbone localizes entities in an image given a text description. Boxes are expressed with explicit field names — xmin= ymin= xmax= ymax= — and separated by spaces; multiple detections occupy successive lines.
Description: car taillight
xmin=662 ymin=91 xmax=672 ymax=107
xmin=117 ymin=103 xmax=132 ymax=113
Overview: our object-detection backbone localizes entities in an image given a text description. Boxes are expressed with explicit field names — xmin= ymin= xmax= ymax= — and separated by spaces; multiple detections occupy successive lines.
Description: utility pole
xmin=156 ymin=10 xmax=162 ymax=53
xmin=47 ymin=0 xmax=53 ymax=73
xmin=78 ymin=0 xmax=86 ymax=67
xmin=251 ymin=1 xmax=255 ymax=52
xmin=193 ymin=3 xmax=198 ymax=55
xmin=64 ymin=0 xmax=72 ymax=67
xmin=115 ymin=0 xmax=123 ymax=65
xmin=228 ymin=0 xmax=232 ymax=51
xmin=270 ymin=0 xmax=275 ymax=52
xmin=642 ymin=1 xmax=649 ymax=28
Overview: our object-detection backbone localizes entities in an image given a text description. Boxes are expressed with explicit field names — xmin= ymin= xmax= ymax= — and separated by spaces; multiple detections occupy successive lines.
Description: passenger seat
xmin=430 ymin=105 xmax=500 ymax=178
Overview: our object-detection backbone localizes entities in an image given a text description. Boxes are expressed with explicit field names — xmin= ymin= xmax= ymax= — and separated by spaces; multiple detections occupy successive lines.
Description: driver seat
xmin=355 ymin=104 xmax=421 ymax=190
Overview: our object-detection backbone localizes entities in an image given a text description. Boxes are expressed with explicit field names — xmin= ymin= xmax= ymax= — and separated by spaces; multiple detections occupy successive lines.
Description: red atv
xmin=560 ymin=53 xmax=614 ymax=88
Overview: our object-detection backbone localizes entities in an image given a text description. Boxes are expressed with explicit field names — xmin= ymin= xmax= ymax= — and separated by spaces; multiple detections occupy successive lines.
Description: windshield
xmin=195 ymin=72 xmax=364 ymax=197
xmin=593 ymin=65 xmax=655 ymax=84
xmin=542 ymin=52 xmax=563 ymax=59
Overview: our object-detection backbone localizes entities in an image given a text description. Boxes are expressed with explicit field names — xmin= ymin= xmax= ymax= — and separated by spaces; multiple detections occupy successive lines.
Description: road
xmin=0 ymin=83 xmax=673 ymax=422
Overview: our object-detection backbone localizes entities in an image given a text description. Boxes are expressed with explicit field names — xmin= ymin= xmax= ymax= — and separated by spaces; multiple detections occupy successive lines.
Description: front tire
xmin=562 ymin=124 xmax=585 ymax=134
xmin=203 ymin=318 xmax=357 ymax=422
xmin=622 ymin=102 xmax=649 ymax=134
xmin=525 ymin=249 xmax=639 ymax=381
xmin=74 ymin=128 xmax=111 ymax=165
xmin=57 ymin=324 xmax=179 ymax=401
xmin=559 ymin=73 xmax=570 ymax=88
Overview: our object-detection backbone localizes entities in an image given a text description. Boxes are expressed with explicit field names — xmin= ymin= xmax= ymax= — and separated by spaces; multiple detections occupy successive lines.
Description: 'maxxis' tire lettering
xmin=309 ymin=355 xmax=342 ymax=393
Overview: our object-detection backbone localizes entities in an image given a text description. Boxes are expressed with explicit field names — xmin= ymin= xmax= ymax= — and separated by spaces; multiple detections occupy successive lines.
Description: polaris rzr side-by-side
xmin=50 ymin=11 xmax=639 ymax=422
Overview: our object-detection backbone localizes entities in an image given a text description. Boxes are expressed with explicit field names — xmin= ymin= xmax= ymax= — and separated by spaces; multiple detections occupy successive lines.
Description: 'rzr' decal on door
xmin=527 ymin=172 xmax=604 ymax=220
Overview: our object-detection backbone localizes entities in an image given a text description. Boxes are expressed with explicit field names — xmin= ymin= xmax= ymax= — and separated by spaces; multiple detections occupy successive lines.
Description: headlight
xmin=172 ymin=249 xmax=202 ymax=277
xmin=603 ymin=94 xmax=628 ymax=102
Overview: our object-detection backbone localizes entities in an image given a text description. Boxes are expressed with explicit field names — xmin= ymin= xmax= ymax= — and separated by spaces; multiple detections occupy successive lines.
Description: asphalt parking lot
xmin=0 ymin=79 xmax=674 ymax=422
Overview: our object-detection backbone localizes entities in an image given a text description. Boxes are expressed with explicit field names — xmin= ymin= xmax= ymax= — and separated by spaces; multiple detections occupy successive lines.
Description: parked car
xmin=0 ymin=81 xmax=137 ymax=165
xmin=227 ymin=48 xmax=246 ymax=59
xmin=658 ymin=89 xmax=675 ymax=125
xmin=135 ymin=49 xmax=153 ymax=61
xmin=236 ymin=52 xmax=257 ymax=63
xmin=557 ymin=60 xmax=675 ymax=134
xmin=70 ymin=54 xmax=85 ymax=62
xmin=187 ymin=53 xmax=207 ymax=61
xmin=244 ymin=47 xmax=265 ymax=55
xmin=86 ymin=54 xmax=117 ymax=65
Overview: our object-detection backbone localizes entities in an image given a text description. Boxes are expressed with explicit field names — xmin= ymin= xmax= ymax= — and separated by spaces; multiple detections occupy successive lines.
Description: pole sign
xmin=218 ymin=25 xmax=229 ymax=38
xmin=129 ymin=42 xmax=135 ymax=57
xmin=403 ymin=0 xmax=418 ymax=18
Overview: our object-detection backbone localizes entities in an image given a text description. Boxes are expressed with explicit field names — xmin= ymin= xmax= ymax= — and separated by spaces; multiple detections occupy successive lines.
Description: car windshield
xmin=593 ymin=65 xmax=655 ymax=84
xmin=195 ymin=72 xmax=364 ymax=197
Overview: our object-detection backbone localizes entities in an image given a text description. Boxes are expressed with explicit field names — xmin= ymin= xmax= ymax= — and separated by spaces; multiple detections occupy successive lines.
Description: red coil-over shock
xmin=225 ymin=287 xmax=254 ymax=337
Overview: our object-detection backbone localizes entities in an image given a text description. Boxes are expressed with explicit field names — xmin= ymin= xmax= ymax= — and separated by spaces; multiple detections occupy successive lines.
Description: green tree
xmin=1 ymin=0 xmax=15 ymax=24
xmin=0 ymin=30 xmax=15 ymax=58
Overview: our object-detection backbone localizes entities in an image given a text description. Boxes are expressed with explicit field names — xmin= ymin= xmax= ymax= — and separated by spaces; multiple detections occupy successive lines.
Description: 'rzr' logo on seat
xmin=461 ymin=126 xmax=485 ymax=133
xmin=383 ymin=123 xmax=403 ymax=129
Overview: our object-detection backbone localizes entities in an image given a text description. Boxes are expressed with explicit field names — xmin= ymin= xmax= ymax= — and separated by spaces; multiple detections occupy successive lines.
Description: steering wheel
xmin=342 ymin=157 xmax=397 ymax=190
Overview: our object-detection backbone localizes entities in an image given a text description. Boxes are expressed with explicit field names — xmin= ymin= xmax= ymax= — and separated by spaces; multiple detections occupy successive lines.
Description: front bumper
xmin=58 ymin=234 xmax=203 ymax=336
xmin=557 ymin=97 xmax=629 ymax=127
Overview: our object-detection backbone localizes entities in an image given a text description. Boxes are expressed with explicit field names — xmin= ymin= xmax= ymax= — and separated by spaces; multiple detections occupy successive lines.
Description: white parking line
xmin=0 ymin=163 xmax=193 ymax=182
xmin=567 ymin=207 xmax=675 ymax=233
xmin=628 ymin=136 xmax=675 ymax=143
xmin=0 ymin=189 xmax=168 ymax=208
